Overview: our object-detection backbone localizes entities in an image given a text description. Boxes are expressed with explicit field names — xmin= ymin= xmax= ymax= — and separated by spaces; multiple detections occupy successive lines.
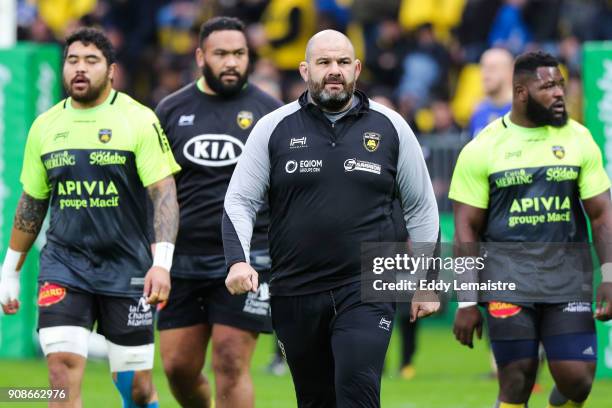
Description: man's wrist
xmin=2 ymin=248 xmax=23 ymax=279
xmin=602 ymin=262 xmax=612 ymax=283
xmin=153 ymin=242 xmax=174 ymax=272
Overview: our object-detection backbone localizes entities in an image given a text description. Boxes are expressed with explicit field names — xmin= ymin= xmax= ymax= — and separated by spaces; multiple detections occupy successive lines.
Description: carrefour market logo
xmin=183 ymin=134 xmax=244 ymax=167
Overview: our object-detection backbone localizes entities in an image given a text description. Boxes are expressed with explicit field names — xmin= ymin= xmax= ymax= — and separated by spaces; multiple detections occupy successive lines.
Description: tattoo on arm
xmin=147 ymin=177 xmax=179 ymax=243
xmin=14 ymin=193 xmax=49 ymax=235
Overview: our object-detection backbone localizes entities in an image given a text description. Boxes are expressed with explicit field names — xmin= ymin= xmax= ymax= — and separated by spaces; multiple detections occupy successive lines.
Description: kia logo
xmin=183 ymin=134 xmax=244 ymax=167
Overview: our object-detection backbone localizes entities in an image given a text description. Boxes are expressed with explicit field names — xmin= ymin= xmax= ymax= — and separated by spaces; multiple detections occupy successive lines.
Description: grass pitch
xmin=0 ymin=324 xmax=611 ymax=407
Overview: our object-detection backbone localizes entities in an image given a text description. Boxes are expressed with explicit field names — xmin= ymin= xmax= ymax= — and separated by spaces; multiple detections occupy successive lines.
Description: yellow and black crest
xmin=363 ymin=132 xmax=381 ymax=152
xmin=237 ymin=111 xmax=254 ymax=130
xmin=552 ymin=145 xmax=565 ymax=159
xmin=98 ymin=129 xmax=112 ymax=144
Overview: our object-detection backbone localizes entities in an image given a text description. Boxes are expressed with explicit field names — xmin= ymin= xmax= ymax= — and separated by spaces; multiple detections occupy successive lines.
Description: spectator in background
xmin=365 ymin=20 xmax=407 ymax=89
xmin=429 ymin=97 xmax=461 ymax=136
xmin=468 ymin=48 xmax=513 ymax=138
xmin=488 ymin=0 xmax=532 ymax=55
xmin=453 ymin=0 xmax=502 ymax=63
xmin=398 ymin=23 xmax=450 ymax=122
xmin=351 ymin=0 xmax=401 ymax=62
xmin=249 ymin=0 xmax=317 ymax=82
xmin=316 ymin=0 xmax=351 ymax=32
xmin=523 ymin=0 xmax=562 ymax=54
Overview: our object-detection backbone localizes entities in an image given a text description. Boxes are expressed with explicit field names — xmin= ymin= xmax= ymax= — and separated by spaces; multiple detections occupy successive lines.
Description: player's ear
xmin=195 ymin=47 xmax=205 ymax=69
xmin=298 ymin=61 xmax=308 ymax=82
xmin=514 ymin=83 xmax=528 ymax=103
xmin=108 ymin=63 xmax=117 ymax=82
xmin=354 ymin=59 xmax=362 ymax=81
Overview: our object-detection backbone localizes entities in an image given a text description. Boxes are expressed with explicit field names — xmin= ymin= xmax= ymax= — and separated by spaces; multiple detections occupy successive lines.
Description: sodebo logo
xmin=183 ymin=134 xmax=244 ymax=167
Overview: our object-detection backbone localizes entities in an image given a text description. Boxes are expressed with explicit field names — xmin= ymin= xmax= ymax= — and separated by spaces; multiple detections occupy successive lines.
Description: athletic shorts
xmin=37 ymin=281 xmax=153 ymax=346
xmin=271 ymin=281 xmax=395 ymax=408
xmin=486 ymin=301 xmax=597 ymax=366
xmin=157 ymin=251 xmax=273 ymax=333
xmin=486 ymin=301 xmax=595 ymax=341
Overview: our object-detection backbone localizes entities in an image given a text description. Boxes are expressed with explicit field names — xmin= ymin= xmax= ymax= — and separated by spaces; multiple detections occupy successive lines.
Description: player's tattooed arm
xmin=10 ymin=192 xmax=49 ymax=252
xmin=147 ymin=176 xmax=179 ymax=243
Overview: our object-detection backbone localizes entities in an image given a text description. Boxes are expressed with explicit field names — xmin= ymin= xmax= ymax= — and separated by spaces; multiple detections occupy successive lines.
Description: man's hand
xmin=226 ymin=262 xmax=258 ymax=295
xmin=143 ymin=266 xmax=170 ymax=305
xmin=410 ymin=290 xmax=440 ymax=322
xmin=453 ymin=305 xmax=483 ymax=348
xmin=595 ymin=282 xmax=612 ymax=321
xmin=0 ymin=270 xmax=20 ymax=314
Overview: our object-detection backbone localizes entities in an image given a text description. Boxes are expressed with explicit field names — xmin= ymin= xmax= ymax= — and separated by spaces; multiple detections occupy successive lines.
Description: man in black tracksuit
xmin=223 ymin=30 xmax=439 ymax=407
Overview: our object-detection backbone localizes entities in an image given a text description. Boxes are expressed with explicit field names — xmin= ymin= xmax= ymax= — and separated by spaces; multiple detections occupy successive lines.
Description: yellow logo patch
xmin=237 ymin=111 xmax=254 ymax=130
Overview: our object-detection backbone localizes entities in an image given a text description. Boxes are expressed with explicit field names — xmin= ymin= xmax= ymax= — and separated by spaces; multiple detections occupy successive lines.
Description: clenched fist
xmin=226 ymin=262 xmax=258 ymax=295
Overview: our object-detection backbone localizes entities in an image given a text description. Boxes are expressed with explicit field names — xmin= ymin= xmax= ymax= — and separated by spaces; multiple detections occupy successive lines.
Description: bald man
xmin=468 ymin=48 xmax=514 ymax=138
xmin=223 ymin=30 xmax=440 ymax=407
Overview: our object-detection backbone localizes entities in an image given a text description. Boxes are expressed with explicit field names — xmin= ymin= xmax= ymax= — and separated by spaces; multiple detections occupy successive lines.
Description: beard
xmin=202 ymin=63 xmax=247 ymax=97
xmin=525 ymin=93 xmax=568 ymax=127
xmin=308 ymin=74 xmax=355 ymax=112
xmin=64 ymin=72 xmax=110 ymax=104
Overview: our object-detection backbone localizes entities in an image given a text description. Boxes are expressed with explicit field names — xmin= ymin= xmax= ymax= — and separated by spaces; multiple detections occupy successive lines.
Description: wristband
xmin=458 ymin=302 xmax=477 ymax=309
xmin=153 ymin=242 xmax=174 ymax=272
xmin=602 ymin=262 xmax=612 ymax=283
xmin=1 ymin=248 xmax=23 ymax=279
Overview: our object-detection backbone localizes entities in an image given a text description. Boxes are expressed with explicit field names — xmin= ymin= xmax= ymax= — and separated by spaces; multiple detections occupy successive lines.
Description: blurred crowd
xmin=16 ymin=0 xmax=612 ymax=136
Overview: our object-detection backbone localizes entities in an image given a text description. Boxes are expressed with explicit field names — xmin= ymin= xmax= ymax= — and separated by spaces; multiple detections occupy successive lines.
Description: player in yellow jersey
xmin=449 ymin=51 xmax=612 ymax=408
xmin=0 ymin=28 xmax=180 ymax=407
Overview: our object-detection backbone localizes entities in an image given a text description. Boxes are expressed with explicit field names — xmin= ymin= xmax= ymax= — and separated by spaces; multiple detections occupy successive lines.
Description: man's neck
xmin=71 ymin=85 xmax=112 ymax=109
xmin=509 ymin=109 xmax=538 ymax=128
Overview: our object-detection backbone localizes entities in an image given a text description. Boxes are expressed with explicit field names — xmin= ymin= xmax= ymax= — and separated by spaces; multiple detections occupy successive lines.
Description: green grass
xmin=1 ymin=325 xmax=611 ymax=407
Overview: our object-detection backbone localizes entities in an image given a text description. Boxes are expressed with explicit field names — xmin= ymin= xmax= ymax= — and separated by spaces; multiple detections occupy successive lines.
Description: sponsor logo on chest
xmin=183 ymin=134 xmax=244 ymax=167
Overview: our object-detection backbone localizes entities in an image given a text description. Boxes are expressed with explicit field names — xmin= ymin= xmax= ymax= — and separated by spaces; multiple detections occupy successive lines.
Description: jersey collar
xmin=502 ymin=112 xmax=549 ymax=135
xmin=63 ymin=89 xmax=119 ymax=112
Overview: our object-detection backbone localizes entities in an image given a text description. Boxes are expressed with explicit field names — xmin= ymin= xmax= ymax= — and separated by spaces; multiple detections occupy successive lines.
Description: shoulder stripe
xmin=110 ymin=90 xmax=119 ymax=105
xmin=261 ymin=100 xmax=302 ymax=143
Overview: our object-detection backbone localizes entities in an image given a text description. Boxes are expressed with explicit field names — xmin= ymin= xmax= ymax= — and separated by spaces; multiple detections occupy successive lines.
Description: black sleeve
xmin=269 ymin=7 xmax=302 ymax=49
xmin=154 ymin=100 xmax=169 ymax=132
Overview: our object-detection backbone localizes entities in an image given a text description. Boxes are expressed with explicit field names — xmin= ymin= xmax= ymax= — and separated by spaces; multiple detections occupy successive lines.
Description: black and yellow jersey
xmin=450 ymin=114 xmax=610 ymax=243
xmin=449 ymin=114 xmax=610 ymax=302
xmin=21 ymin=90 xmax=180 ymax=296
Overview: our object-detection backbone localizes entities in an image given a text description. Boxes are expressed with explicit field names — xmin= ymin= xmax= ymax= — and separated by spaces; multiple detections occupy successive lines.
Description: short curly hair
xmin=64 ymin=27 xmax=116 ymax=65
xmin=199 ymin=16 xmax=246 ymax=47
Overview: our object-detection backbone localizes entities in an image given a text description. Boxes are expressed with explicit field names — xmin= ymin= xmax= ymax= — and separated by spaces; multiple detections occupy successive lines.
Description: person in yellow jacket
xmin=250 ymin=0 xmax=317 ymax=72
